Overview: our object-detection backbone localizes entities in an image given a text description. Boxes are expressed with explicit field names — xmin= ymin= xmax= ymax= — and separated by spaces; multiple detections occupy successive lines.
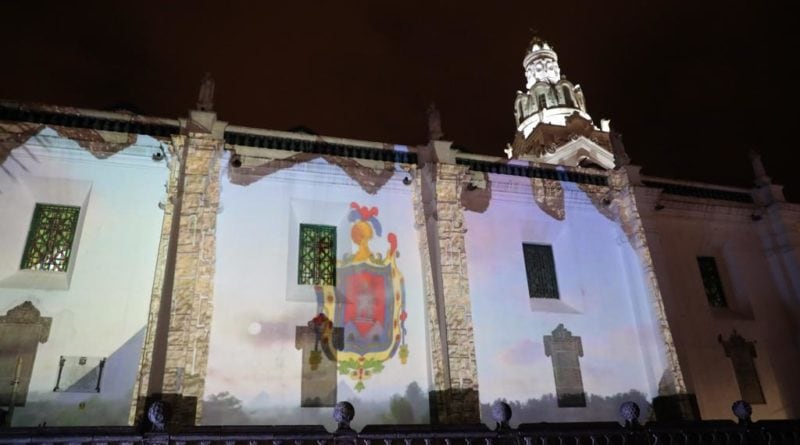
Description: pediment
xmin=511 ymin=113 xmax=614 ymax=169
xmin=540 ymin=136 xmax=615 ymax=169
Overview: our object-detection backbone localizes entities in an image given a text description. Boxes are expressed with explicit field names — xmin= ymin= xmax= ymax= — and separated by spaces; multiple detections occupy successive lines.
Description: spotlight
xmin=230 ymin=154 xmax=242 ymax=168
xmin=602 ymin=197 xmax=612 ymax=206
xmin=654 ymin=203 xmax=665 ymax=211
xmin=402 ymin=175 xmax=412 ymax=186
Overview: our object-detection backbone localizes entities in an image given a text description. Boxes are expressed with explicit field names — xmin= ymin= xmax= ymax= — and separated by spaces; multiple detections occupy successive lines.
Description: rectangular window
xmin=523 ymin=243 xmax=559 ymax=299
xmin=697 ymin=256 xmax=727 ymax=308
xmin=298 ymin=224 xmax=336 ymax=286
xmin=20 ymin=204 xmax=81 ymax=272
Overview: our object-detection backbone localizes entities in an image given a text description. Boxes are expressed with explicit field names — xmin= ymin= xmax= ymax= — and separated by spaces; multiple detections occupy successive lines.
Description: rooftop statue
xmin=427 ymin=102 xmax=444 ymax=141
xmin=197 ymin=72 xmax=215 ymax=111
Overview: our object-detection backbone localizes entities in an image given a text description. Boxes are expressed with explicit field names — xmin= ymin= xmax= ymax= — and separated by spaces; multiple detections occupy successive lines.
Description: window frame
xmin=522 ymin=243 xmax=560 ymax=300
xmin=696 ymin=255 xmax=728 ymax=308
xmin=297 ymin=223 xmax=337 ymax=286
xmin=20 ymin=203 xmax=82 ymax=273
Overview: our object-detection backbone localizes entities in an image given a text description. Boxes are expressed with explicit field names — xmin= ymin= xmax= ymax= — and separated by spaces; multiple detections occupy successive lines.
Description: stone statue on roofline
xmin=427 ymin=102 xmax=444 ymax=141
xmin=197 ymin=72 xmax=215 ymax=112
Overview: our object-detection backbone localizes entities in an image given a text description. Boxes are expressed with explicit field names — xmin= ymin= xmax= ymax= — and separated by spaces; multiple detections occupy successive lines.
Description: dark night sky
xmin=2 ymin=2 xmax=799 ymax=199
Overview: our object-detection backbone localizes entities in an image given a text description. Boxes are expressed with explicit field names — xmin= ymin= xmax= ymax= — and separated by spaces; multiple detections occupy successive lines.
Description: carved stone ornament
xmin=427 ymin=102 xmax=444 ymax=141
xmin=197 ymin=72 xmax=215 ymax=112
xmin=512 ymin=113 xmax=611 ymax=159
xmin=619 ymin=401 xmax=641 ymax=427
xmin=146 ymin=400 xmax=167 ymax=432
xmin=0 ymin=301 xmax=52 ymax=342
xmin=731 ymin=400 xmax=752 ymax=424
xmin=491 ymin=401 xmax=512 ymax=431
xmin=333 ymin=401 xmax=355 ymax=432
xmin=532 ymin=177 xmax=565 ymax=220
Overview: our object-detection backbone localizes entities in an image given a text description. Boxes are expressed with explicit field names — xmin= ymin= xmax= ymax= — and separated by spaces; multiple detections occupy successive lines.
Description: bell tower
xmin=510 ymin=36 xmax=616 ymax=169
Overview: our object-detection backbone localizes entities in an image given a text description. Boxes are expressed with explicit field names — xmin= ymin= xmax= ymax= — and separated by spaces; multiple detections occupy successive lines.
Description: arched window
xmin=537 ymin=94 xmax=547 ymax=110
xmin=562 ymin=86 xmax=575 ymax=108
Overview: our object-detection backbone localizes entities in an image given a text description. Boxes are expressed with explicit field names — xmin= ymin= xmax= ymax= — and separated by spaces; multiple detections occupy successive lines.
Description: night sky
xmin=2 ymin=2 xmax=798 ymax=199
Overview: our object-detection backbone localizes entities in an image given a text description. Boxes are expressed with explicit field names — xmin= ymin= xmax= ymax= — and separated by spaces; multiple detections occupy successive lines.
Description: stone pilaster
xmin=160 ymin=131 xmax=222 ymax=424
xmin=129 ymin=143 xmax=180 ymax=425
xmin=418 ymin=143 xmax=480 ymax=424
xmin=131 ymin=110 xmax=225 ymax=426
xmin=610 ymin=168 xmax=698 ymax=420
xmin=411 ymin=171 xmax=448 ymax=401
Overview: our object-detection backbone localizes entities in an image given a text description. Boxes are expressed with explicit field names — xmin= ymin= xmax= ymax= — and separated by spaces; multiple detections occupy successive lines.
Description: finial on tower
xmin=427 ymin=102 xmax=444 ymax=141
xmin=749 ymin=149 xmax=771 ymax=186
xmin=527 ymin=28 xmax=545 ymax=48
xmin=197 ymin=72 xmax=215 ymax=112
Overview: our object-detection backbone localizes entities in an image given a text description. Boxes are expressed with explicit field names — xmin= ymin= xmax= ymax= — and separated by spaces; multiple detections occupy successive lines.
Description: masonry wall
xmin=0 ymin=127 xmax=169 ymax=426
xmin=201 ymin=153 xmax=431 ymax=430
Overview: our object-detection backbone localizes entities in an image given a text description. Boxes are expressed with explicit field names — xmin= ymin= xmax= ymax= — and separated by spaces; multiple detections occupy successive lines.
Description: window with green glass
xmin=20 ymin=204 xmax=81 ymax=272
xmin=298 ymin=224 xmax=336 ymax=286
xmin=697 ymin=256 xmax=727 ymax=308
xmin=522 ymin=243 xmax=560 ymax=299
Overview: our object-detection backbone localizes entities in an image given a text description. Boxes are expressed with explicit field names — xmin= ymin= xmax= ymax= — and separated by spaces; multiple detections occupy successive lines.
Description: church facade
xmin=1 ymin=38 xmax=798 ymax=429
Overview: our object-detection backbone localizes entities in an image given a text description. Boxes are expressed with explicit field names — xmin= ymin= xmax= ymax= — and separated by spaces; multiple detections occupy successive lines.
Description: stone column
xmin=129 ymin=146 xmax=180 ymax=424
xmin=417 ymin=141 xmax=480 ymax=424
xmin=749 ymin=156 xmax=800 ymax=416
xmin=135 ymin=111 xmax=225 ymax=426
xmin=611 ymin=168 xmax=699 ymax=420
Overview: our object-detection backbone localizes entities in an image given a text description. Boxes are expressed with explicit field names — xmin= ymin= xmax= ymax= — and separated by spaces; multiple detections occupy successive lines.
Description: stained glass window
xmin=697 ymin=256 xmax=727 ymax=308
xmin=522 ymin=243 xmax=559 ymax=299
xmin=20 ymin=204 xmax=81 ymax=272
xmin=298 ymin=224 xmax=336 ymax=286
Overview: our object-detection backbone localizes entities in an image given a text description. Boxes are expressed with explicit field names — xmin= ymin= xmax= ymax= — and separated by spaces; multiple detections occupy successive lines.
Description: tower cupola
xmin=523 ymin=37 xmax=561 ymax=87
xmin=514 ymin=37 xmax=591 ymax=133
xmin=510 ymin=36 xmax=615 ymax=169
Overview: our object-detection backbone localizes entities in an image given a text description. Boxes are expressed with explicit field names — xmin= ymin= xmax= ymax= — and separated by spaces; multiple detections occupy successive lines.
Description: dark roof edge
xmin=0 ymin=101 xmax=180 ymax=139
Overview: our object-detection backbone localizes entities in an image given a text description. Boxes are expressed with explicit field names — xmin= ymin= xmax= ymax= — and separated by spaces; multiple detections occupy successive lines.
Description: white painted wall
xmin=642 ymin=202 xmax=800 ymax=420
xmin=0 ymin=128 xmax=169 ymax=426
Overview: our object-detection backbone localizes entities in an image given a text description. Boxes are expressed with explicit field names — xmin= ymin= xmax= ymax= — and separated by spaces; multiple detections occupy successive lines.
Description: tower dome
xmin=523 ymin=36 xmax=561 ymax=88
xmin=514 ymin=37 xmax=591 ymax=133
xmin=510 ymin=36 xmax=615 ymax=169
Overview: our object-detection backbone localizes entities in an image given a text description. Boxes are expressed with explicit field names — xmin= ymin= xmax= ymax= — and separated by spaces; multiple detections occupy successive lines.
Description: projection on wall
xmin=295 ymin=315 xmax=343 ymax=407
xmin=719 ymin=330 xmax=765 ymax=404
xmin=466 ymin=175 xmax=659 ymax=424
xmin=53 ymin=356 xmax=107 ymax=393
xmin=297 ymin=202 xmax=409 ymax=402
xmin=0 ymin=302 xmax=52 ymax=411
xmin=544 ymin=324 xmax=586 ymax=407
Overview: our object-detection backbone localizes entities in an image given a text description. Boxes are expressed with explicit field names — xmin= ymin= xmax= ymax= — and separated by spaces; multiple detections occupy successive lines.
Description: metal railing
xmin=1 ymin=400 xmax=798 ymax=445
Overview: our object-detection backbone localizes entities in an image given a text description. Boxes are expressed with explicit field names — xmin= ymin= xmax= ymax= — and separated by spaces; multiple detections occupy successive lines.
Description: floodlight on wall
xmin=654 ymin=203 xmax=665 ymax=211
xmin=750 ymin=211 xmax=763 ymax=222
xmin=230 ymin=154 xmax=243 ymax=168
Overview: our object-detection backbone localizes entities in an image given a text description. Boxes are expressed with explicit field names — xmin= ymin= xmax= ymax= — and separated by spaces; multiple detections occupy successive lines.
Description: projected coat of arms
xmin=313 ymin=202 xmax=409 ymax=392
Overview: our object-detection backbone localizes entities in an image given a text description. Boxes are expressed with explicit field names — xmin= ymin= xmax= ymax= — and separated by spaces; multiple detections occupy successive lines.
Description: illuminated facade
xmin=0 ymin=37 xmax=798 ymax=429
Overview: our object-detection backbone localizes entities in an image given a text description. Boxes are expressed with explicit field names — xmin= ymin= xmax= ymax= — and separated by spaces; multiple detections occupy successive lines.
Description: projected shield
xmin=313 ymin=202 xmax=409 ymax=392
